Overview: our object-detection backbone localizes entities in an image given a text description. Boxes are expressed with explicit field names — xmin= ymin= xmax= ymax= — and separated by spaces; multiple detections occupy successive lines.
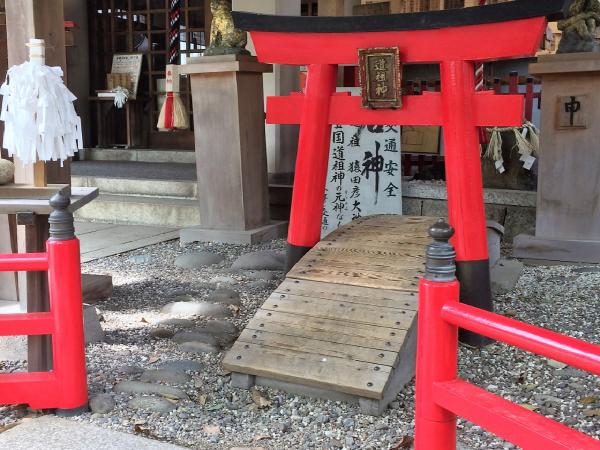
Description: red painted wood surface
xmin=415 ymin=275 xmax=600 ymax=449
xmin=267 ymin=92 xmax=523 ymax=128
xmin=440 ymin=60 xmax=489 ymax=261
xmin=250 ymin=17 xmax=546 ymax=65
xmin=434 ymin=379 xmax=600 ymax=450
xmin=287 ymin=64 xmax=338 ymax=248
xmin=0 ymin=253 xmax=48 ymax=271
xmin=0 ymin=238 xmax=87 ymax=410
xmin=0 ymin=312 xmax=54 ymax=336
xmin=442 ymin=302 xmax=600 ymax=375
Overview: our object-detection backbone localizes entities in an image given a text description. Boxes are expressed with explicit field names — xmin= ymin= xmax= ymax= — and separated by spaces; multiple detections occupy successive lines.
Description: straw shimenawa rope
xmin=484 ymin=123 xmax=540 ymax=174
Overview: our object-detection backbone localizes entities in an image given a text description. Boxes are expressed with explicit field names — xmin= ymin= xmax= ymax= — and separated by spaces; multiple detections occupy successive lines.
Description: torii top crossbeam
xmin=233 ymin=0 xmax=570 ymax=347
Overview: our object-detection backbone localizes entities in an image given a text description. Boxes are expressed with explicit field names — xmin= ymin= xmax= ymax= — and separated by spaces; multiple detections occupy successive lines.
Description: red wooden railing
xmin=415 ymin=221 xmax=600 ymax=450
xmin=0 ymin=193 xmax=88 ymax=412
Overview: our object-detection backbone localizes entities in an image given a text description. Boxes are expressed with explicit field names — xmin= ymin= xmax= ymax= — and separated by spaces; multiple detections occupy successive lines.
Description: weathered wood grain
xmin=237 ymin=328 xmax=398 ymax=366
xmin=223 ymin=342 xmax=391 ymax=399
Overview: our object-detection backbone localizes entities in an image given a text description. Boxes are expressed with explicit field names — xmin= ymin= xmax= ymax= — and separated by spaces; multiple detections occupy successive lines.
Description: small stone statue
xmin=0 ymin=158 xmax=14 ymax=185
xmin=204 ymin=0 xmax=249 ymax=56
xmin=557 ymin=0 xmax=600 ymax=53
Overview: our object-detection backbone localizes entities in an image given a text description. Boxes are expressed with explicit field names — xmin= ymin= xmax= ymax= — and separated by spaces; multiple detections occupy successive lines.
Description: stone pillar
xmin=179 ymin=55 xmax=287 ymax=244
xmin=514 ymin=53 xmax=600 ymax=264
xmin=232 ymin=0 xmax=301 ymax=181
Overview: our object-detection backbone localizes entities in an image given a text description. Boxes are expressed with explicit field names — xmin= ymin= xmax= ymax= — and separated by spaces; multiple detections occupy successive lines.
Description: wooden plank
xmin=246 ymin=311 xmax=406 ymax=353
xmin=309 ymin=245 xmax=427 ymax=268
xmin=0 ymin=184 xmax=69 ymax=200
xmin=223 ymin=342 xmax=390 ymax=399
xmin=352 ymin=215 xmax=435 ymax=225
xmin=324 ymin=224 xmax=433 ymax=241
xmin=330 ymin=228 xmax=431 ymax=242
xmin=252 ymin=310 xmax=409 ymax=345
xmin=287 ymin=264 xmax=420 ymax=292
xmin=316 ymin=239 xmax=427 ymax=260
xmin=292 ymin=254 xmax=426 ymax=277
xmin=275 ymin=279 xmax=419 ymax=311
xmin=238 ymin=328 xmax=398 ymax=367
xmin=323 ymin=235 xmax=429 ymax=252
xmin=264 ymin=293 xmax=415 ymax=326
xmin=332 ymin=229 xmax=432 ymax=242
xmin=261 ymin=295 xmax=416 ymax=328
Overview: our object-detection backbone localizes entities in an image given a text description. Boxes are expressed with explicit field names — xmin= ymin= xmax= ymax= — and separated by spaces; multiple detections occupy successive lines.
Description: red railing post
xmin=46 ymin=193 xmax=88 ymax=413
xmin=415 ymin=219 xmax=460 ymax=450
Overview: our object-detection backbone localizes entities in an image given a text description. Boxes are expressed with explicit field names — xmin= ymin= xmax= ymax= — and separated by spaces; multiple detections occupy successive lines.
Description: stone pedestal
xmin=180 ymin=55 xmax=287 ymax=244
xmin=514 ymin=53 xmax=600 ymax=263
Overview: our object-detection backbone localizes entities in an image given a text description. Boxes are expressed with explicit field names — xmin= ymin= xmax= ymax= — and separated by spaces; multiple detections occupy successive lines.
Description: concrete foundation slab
xmin=0 ymin=416 xmax=186 ymax=450
xmin=180 ymin=221 xmax=288 ymax=245
xmin=514 ymin=234 xmax=600 ymax=264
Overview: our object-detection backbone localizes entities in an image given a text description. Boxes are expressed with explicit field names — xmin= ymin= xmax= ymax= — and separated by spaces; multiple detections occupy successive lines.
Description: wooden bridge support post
xmin=440 ymin=60 xmax=492 ymax=348
xmin=286 ymin=64 xmax=338 ymax=272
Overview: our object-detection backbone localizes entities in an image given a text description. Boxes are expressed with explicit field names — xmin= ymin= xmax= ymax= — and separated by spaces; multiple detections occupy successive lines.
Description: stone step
xmin=74 ymin=194 xmax=200 ymax=228
xmin=81 ymin=147 xmax=196 ymax=164
xmin=72 ymin=175 xmax=197 ymax=199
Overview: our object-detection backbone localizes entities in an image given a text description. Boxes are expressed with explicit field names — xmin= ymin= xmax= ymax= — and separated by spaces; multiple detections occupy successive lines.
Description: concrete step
xmin=81 ymin=147 xmax=196 ymax=164
xmin=74 ymin=194 xmax=200 ymax=228
xmin=71 ymin=160 xmax=197 ymax=181
xmin=72 ymin=175 xmax=197 ymax=199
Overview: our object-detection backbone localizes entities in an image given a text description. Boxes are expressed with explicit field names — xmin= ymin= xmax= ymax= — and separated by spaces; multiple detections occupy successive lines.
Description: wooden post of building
xmin=4 ymin=0 xmax=68 ymax=371
xmin=5 ymin=0 xmax=69 ymax=186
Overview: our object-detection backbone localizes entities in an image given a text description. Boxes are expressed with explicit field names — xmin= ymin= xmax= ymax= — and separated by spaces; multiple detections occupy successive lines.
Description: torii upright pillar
xmin=233 ymin=0 xmax=570 ymax=347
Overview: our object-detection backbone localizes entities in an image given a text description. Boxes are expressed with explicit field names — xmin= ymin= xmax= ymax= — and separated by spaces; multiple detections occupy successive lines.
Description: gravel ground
xmin=1 ymin=237 xmax=599 ymax=450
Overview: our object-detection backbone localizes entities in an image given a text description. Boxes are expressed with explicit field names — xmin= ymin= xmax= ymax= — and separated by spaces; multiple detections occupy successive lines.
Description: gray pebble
xmin=172 ymin=331 xmax=219 ymax=346
xmin=160 ymin=301 xmax=233 ymax=318
xmin=342 ymin=418 xmax=355 ymax=430
xmin=128 ymin=396 xmax=176 ymax=413
xmin=117 ymin=365 xmax=143 ymax=375
xmin=156 ymin=318 xmax=195 ymax=328
xmin=158 ymin=360 xmax=203 ymax=372
xmin=210 ymin=275 xmax=237 ymax=285
xmin=231 ymin=250 xmax=285 ymax=271
xmin=175 ymin=252 xmax=225 ymax=269
xmin=113 ymin=381 xmax=188 ymax=399
xmin=150 ymin=327 xmax=174 ymax=339
xmin=89 ymin=394 xmax=115 ymax=415
xmin=129 ymin=255 xmax=152 ymax=264
xmin=140 ymin=369 xmax=192 ymax=385
xmin=178 ymin=341 xmax=219 ymax=354
xmin=205 ymin=288 xmax=241 ymax=306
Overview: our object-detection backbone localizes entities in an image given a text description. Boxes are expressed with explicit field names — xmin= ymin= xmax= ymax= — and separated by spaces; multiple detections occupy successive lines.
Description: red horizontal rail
xmin=441 ymin=302 xmax=600 ymax=376
xmin=434 ymin=379 xmax=600 ymax=450
xmin=0 ymin=312 xmax=54 ymax=336
xmin=0 ymin=253 xmax=49 ymax=272
xmin=0 ymin=371 xmax=59 ymax=408
xmin=267 ymin=92 xmax=523 ymax=128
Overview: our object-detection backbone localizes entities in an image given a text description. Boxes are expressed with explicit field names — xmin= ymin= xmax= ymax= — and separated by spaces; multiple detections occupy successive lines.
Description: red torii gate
xmin=233 ymin=0 xmax=570 ymax=347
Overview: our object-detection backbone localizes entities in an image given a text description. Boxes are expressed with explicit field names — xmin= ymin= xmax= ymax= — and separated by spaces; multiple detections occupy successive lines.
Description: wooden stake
xmin=33 ymin=160 xmax=47 ymax=187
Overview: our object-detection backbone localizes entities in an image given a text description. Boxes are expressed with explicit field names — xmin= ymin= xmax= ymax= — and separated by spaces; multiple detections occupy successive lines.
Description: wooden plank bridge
xmin=223 ymin=215 xmax=436 ymax=415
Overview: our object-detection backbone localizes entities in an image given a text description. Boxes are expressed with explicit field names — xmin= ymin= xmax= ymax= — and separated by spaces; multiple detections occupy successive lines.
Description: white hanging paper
xmin=0 ymin=60 xmax=83 ymax=165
